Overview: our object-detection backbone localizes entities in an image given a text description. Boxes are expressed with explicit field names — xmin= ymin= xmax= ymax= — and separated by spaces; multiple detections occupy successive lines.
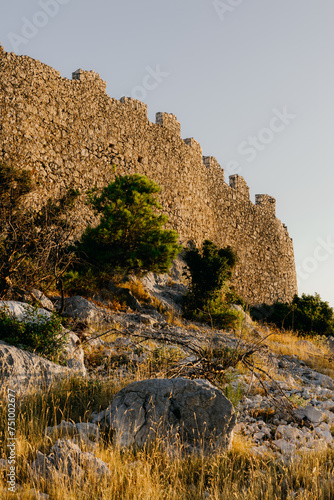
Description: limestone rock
xmin=59 ymin=296 xmax=111 ymax=326
xmin=92 ymin=377 xmax=236 ymax=452
xmin=295 ymin=405 xmax=325 ymax=425
xmin=0 ymin=341 xmax=70 ymax=390
xmin=30 ymin=289 xmax=55 ymax=311
xmin=326 ymin=336 xmax=334 ymax=353
xmin=141 ymin=257 xmax=188 ymax=313
xmin=62 ymin=330 xmax=86 ymax=376
xmin=296 ymin=340 xmax=324 ymax=356
xmin=272 ymin=439 xmax=296 ymax=455
xmin=230 ymin=304 xmax=253 ymax=327
xmin=0 ymin=300 xmax=51 ymax=322
xmin=29 ymin=439 xmax=111 ymax=482
xmin=45 ymin=421 xmax=100 ymax=451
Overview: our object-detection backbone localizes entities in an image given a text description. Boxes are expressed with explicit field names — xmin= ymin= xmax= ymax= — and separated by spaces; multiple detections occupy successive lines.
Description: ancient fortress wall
xmin=0 ymin=45 xmax=298 ymax=305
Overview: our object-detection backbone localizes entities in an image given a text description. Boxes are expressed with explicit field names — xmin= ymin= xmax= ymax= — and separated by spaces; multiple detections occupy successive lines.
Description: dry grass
xmin=260 ymin=327 xmax=334 ymax=378
xmin=122 ymin=279 xmax=166 ymax=313
xmin=1 ymin=375 xmax=334 ymax=500
xmin=1 ymin=310 xmax=334 ymax=498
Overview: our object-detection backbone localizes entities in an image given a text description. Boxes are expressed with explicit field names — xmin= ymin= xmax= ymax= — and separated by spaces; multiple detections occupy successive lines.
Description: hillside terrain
xmin=0 ymin=265 xmax=333 ymax=500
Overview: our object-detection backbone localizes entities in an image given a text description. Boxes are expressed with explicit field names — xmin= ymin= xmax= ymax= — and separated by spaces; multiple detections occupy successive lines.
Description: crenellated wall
xmin=0 ymin=44 xmax=298 ymax=305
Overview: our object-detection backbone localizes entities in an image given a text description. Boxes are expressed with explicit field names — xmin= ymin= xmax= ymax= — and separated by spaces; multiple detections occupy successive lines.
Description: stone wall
xmin=0 ymin=44 xmax=298 ymax=305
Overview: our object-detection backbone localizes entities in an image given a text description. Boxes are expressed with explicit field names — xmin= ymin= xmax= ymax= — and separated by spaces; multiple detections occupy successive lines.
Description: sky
xmin=1 ymin=0 xmax=333 ymax=307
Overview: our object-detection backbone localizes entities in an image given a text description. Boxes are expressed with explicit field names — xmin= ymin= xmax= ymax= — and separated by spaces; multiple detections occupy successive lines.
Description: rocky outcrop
xmin=0 ymin=340 xmax=70 ymax=390
xmin=0 ymin=300 xmax=51 ymax=322
xmin=45 ymin=421 xmax=101 ymax=451
xmin=57 ymin=295 xmax=112 ymax=326
xmin=29 ymin=439 xmax=111 ymax=482
xmin=93 ymin=377 xmax=236 ymax=452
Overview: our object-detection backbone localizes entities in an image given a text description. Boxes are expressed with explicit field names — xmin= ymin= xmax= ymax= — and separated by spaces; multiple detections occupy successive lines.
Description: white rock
xmin=45 ymin=421 xmax=77 ymax=437
xmin=250 ymin=445 xmax=271 ymax=456
xmin=275 ymin=425 xmax=303 ymax=441
xmin=29 ymin=439 xmax=111 ymax=482
xmin=30 ymin=289 xmax=54 ymax=311
xmin=295 ymin=405 xmax=325 ymax=425
xmin=314 ymin=426 xmax=332 ymax=444
xmin=272 ymin=439 xmax=296 ymax=455
xmin=307 ymin=439 xmax=328 ymax=452
xmin=253 ymin=431 xmax=265 ymax=441
xmin=0 ymin=300 xmax=51 ymax=322
xmin=62 ymin=331 xmax=86 ymax=376
xmin=321 ymin=400 xmax=334 ymax=411
xmin=0 ymin=341 xmax=70 ymax=391
xmin=93 ymin=378 xmax=236 ymax=452
xmin=61 ymin=296 xmax=111 ymax=326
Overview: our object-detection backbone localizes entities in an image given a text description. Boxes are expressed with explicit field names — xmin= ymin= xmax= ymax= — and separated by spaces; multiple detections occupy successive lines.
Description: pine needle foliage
xmin=76 ymin=174 xmax=182 ymax=279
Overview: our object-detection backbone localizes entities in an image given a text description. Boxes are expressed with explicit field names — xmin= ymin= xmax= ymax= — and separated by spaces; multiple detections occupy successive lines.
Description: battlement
xmin=255 ymin=194 xmax=276 ymax=216
xmin=156 ymin=112 xmax=181 ymax=136
xmin=184 ymin=138 xmax=202 ymax=157
xmin=229 ymin=174 xmax=250 ymax=199
xmin=202 ymin=156 xmax=225 ymax=181
xmin=72 ymin=69 xmax=106 ymax=93
xmin=120 ymin=96 xmax=148 ymax=117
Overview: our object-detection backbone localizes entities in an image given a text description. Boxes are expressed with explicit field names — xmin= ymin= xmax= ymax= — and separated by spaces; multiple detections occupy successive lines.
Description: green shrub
xmin=183 ymin=240 xmax=240 ymax=328
xmin=0 ymin=306 xmax=67 ymax=362
xmin=73 ymin=174 xmax=182 ymax=286
xmin=251 ymin=293 xmax=334 ymax=336
xmin=189 ymin=296 xmax=242 ymax=329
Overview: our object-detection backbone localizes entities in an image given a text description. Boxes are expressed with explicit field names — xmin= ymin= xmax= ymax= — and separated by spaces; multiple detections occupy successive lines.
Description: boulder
xmin=141 ymin=257 xmax=188 ymax=313
xmin=230 ymin=304 xmax=253 ymax=327
xmin=0 ymin=300 xmax=51 ymax=322
xmin=30 ymin=289 xmax=55 ymax=311
xmin=326 ymin=336 xmax=334 ymax=353
xmin=29 ymin=439 xmax=111 ymax=482
xmin=45 ymin=421 xmax=100 ymax=451
xmin=296 ymin=340 xmax=324 ymax=356
xmin=58 ymin=296 xmax=111 ymax=326
xmin=93 ymin=377 xmax=236 ymax=452
xmin=294 ymin=405 xmax=325 ymax=425
xmin=0 ymin=341 xmax=70 ymax=391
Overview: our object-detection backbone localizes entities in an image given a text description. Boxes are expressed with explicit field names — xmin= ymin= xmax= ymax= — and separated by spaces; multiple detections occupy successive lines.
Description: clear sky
xmin=1 ymin=0 xmax=333 ymax=306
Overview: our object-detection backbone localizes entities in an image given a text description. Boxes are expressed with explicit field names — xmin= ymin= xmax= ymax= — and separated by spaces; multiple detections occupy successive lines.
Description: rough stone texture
xmin=0 ymin=300 xmax=51 ymax=322
xmin=0 ymin=340 xmax=69 ymax=390
xmin=58 ymin=295 xmax=112 ymax=326
xmin=0 ymin=45 xmax=297 ymax=306
xmin=62 ymin=330 xmax=86 ymax=376
xmin=29 ymin=439 xmax=111 ymax=482
xmin=92 ymin=377 xmax=236 ymax=451
xmin=45 ymin=421 xmax=100 ymax=451
xmin=30 ymin=289 xmax=55 ymax=311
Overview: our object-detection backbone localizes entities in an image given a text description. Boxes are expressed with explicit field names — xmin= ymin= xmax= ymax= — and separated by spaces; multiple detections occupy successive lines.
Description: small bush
xmin=183 ymin=240 xmax=240 ymax=328
xmin=0 ymin=306 xmax=67 ymax=362
xmin=189 ymin=296 xmax=242 ymax=329
xmin=251 ymin=293 xmax=334 ymax=336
